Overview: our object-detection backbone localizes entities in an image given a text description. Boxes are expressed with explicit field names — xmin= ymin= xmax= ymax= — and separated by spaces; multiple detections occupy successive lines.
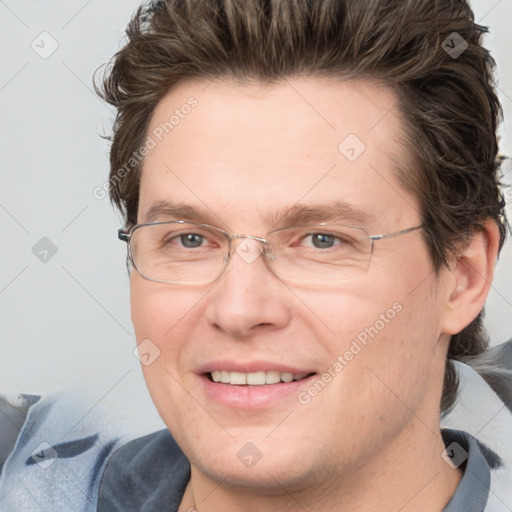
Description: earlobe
xmin=440 ymin=220 xmax=500 ymax=335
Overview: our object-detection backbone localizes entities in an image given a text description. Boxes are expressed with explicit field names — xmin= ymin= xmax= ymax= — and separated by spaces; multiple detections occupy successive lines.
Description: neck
xmin=179 ymin=421 xmax=462 ymax=512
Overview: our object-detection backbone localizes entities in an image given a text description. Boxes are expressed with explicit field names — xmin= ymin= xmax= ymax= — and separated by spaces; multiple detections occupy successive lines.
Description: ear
xmin=440 ymin=219 xmax=501 ymax=335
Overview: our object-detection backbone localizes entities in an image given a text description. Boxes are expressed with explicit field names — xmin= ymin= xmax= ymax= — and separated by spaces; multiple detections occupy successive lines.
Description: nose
xmin=204 ymin=237 xmax=291 ymax=339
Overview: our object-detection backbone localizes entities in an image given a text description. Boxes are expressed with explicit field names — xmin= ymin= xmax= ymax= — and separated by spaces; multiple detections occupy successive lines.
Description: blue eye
xmin=311 ymin=233 xmax=335 ymax=249
xmin=180 ymin=233 xmax=204 ymax=248
xmin=301 ymin=233 xmax=345 ymax=249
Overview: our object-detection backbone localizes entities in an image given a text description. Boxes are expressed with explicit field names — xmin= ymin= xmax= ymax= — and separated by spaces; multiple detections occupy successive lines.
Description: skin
xmin=130 ymin=78 xmax=499 ymax=511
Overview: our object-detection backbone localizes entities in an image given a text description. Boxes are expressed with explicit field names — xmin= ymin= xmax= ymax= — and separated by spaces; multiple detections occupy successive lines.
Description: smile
xmin=209 ymin=370 xmax=312 ymax=386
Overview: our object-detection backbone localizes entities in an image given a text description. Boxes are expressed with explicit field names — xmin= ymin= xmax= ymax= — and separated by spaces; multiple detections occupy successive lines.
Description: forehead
xmin=139 ymin=77 xmax=418 ymax=229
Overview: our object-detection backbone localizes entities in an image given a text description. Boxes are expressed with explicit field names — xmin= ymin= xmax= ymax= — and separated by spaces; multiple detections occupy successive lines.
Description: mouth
xmin=208 ymin=370 xmax=315 ymax=386
xmin=198 ymin=362 xmax=317 ymax=408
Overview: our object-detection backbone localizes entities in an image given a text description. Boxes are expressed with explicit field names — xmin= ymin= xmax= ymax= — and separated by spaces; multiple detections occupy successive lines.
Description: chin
xmin=193 ymin=453 xmax=317 ymax=494
xmin=178 ymin=425 xmax=328 ymax=494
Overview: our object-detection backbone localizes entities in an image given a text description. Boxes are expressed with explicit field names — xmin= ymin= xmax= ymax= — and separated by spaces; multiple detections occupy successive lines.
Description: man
xmin=92 ymin=0 xmax=510 ymax=510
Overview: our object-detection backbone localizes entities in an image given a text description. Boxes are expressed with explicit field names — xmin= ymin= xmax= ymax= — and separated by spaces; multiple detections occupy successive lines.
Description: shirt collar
xmin=442 ymin=429 xmax=499 ymax=512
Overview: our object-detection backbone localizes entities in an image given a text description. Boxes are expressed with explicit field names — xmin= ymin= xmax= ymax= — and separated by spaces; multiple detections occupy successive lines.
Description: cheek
xmin=311 ymin=269 xmax=444 ymax=397
xmin=352 ymin=283 xmax=445 ymax=409
xmin=298 ymin=280 xmax=408 ymax=355
xmin=130 ymin=276 xmax=206 ymax=421
xmin=131 ymin=275 xmax=202 ymax=338
xmin=130 ymin=275 xmax=209 ymax=380
xmin=316 ymin=297 xmax=442 ymax=449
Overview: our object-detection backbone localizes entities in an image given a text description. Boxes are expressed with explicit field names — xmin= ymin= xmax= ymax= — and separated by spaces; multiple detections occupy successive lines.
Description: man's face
xmin=131 ymin=78 xmax=451 ymax=491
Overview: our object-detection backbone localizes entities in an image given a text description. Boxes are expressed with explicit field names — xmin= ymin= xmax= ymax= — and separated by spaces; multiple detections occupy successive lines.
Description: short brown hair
xmin=95 ymin=0 xmax=508 ymax=413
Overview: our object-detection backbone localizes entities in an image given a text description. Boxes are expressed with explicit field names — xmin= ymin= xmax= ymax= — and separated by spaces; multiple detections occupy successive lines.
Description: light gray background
xmin=1 ymin=1 xmax=511 ymax=427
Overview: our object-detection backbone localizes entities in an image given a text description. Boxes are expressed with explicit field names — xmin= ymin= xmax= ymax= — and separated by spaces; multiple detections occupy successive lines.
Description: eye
xmin=309 ymin=233 xmax=336 ymax=249
xmin=178 ymin=233 xmax=205 ymax=248
xmin=164 ymin=229 xmax=225 ymax=250
xmin=301 ymin=232 xmax=348 ymax=249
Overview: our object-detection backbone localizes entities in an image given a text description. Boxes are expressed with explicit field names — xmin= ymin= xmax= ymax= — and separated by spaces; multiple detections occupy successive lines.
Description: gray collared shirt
xmin=442 ymin=429 xmax=501 ymax=512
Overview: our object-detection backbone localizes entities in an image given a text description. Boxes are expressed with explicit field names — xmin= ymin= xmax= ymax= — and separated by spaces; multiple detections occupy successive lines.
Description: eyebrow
xmin=142 ymin=201 xmax=215 ymax=224
xmin=141 ymin=200 xmax=374 ymax=229
xmin=268 ymin=202 xmax=374 ymax=228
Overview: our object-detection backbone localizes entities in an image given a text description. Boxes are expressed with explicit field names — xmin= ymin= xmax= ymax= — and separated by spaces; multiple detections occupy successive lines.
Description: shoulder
xmin=443 ymin=350 xmax=512 ymax=511
xmin=0 ymin=393 xmax=130 ymax=512
xmin=97 ymin=429 xmax=190 ymax=512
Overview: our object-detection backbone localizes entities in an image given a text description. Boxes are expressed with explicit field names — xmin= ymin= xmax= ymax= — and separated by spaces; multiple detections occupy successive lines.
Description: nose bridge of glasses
xmin=231 ymin=233 xmax=268 ymax=244
xmin=227 ymin=234 xmax=274 ymax=267
xmin=232 ymin=234 xmax=271 ymax=251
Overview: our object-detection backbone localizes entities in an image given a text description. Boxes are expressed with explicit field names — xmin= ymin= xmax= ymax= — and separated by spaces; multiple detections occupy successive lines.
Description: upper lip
xmin=196 ymin=361 xmax=315 ymax=375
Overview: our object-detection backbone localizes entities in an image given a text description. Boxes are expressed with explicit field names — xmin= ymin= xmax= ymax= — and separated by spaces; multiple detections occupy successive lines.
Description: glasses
xmin=118 ymin=221 xmax=423 ymax=285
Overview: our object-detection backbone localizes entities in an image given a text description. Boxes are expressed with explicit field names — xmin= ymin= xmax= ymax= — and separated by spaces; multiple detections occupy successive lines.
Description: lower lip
xmin=200 ymin=374 xmax=315 ymax=409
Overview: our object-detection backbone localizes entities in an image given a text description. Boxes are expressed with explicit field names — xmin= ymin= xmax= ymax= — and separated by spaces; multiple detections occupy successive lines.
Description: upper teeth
xmin=210 ymin=370 xmax=308 ymax=386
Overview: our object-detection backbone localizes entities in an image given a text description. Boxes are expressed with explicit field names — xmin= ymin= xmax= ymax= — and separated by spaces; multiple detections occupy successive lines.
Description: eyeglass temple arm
xmin=118 ymin=228 xmax=130 ymax=242
xmin=369 ymin=225 xmax=423 ymax=241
